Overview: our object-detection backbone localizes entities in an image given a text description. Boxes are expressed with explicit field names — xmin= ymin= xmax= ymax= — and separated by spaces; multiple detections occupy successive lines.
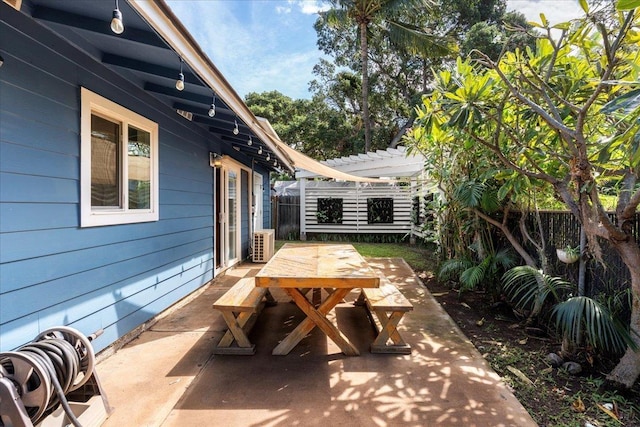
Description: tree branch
xmin=472 ymin=208 xmax=538 ymax=267
xmin=471 ymin=50 xmax=578 ymax=142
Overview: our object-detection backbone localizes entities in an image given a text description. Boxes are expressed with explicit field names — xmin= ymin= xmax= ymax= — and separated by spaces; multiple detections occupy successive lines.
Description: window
xmin=81 ymin=88 xmax=158 ymax=227
xmin=367 ymin=198 xmax=394 ymax=224
xmin=316 ymin=198 xmax=343 ymax=224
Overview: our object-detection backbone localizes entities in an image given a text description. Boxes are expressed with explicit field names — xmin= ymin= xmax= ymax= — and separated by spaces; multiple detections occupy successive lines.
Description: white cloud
xmin=507 ymin=0 xmax=585 ymax=25
xmin=295 ymin=0 xmax=332 ymax=15
xmin=276 ymin=6 xmax=292 ymax=14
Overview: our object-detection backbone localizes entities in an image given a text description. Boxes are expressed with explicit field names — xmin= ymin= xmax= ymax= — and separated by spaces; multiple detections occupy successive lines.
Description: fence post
xmin=300 ymin=178 xmax=307 ymax=241
xmin=271 ymin=195 xmax=278 ymax=235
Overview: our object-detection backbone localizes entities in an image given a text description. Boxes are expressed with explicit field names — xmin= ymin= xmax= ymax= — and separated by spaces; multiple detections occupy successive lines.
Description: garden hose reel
xmin=0 ymin=326 xmax=110 ymax=427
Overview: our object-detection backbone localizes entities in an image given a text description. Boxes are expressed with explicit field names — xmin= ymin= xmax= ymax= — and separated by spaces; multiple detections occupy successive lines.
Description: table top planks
xmin=255 ymin=243 xmax=379 ymax=289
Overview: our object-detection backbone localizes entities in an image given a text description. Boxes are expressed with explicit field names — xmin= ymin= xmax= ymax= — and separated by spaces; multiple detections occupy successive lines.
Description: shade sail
xmin=257 ymin=118 xmax=388 ymax=183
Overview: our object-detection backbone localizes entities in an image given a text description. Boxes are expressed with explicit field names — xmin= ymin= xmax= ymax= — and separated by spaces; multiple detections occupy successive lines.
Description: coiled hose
xmin=0 ymin=327 xmax=97 ymax=426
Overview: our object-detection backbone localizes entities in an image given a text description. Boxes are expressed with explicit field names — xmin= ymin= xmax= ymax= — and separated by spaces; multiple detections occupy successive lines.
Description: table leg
xmin=273 ymin=288 xmax=359 ymax=356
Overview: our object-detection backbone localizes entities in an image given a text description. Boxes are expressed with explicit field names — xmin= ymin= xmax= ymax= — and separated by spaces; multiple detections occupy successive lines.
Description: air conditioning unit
xmin=253 ymin=229 xmax=275 ymax=263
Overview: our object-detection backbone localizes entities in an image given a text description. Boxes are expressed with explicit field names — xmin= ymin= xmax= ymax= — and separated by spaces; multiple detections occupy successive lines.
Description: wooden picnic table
xmin=255 ymin=243 xmax=380 ymax=356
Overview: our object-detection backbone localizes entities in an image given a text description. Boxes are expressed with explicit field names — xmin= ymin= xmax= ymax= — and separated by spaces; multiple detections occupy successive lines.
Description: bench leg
xmin=370 ymin=309 xmax=411 ymax=354
xmin=214 ymin=311 xmax=256 ymax=355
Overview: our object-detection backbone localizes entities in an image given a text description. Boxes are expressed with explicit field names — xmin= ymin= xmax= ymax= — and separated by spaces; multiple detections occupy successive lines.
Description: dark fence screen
xmin=509 ymin=211 xmax=638 ymax=298
xmin=271 ymin=196 xmax=300 ymax=240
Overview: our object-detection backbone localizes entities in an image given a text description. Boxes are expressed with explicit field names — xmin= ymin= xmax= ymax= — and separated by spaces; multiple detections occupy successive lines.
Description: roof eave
xmin=128 ymin=0 xmax=294 ymax=173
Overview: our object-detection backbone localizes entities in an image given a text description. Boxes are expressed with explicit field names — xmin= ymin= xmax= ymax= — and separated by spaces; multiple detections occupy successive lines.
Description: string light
xmin=176 ymin=58 xmax=185 ymax=91
xmin=111 ymin=0 xmax=124 ymax=34
xmin=258 ymin=147 xmax=263 ymax=155
xmin=208 ymin=92 xmax=216 ymax=117
xmin=247 ymin=136 xmax=253 ymax=146
xmin=266 ymin=153 xmax=270 ymax=161
xmin=233 ymin=119 xmax=239 ymax=135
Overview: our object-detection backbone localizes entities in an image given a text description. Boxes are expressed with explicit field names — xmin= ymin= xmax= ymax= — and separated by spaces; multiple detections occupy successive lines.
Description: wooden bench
xmin=212 ymin=277 xmax=275 ymax=355
xmin=358 ymin=274 xmax=413 ymax=354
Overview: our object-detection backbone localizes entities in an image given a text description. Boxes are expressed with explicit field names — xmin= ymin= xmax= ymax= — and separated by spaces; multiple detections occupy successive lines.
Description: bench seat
xmin=212 ymin=277 xmax=274 ymax=355
xmin=359 ymin=274 xmax=413 ymax=354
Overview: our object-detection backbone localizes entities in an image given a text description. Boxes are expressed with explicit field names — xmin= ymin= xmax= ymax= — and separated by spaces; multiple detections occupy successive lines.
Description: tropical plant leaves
xmin=502 ymin=266 xmax=571 ymax=317
xmin=601 ymin=88 xmax=640 ymax=115
xmin=617 ymin=0 xmax=640 ymax=10
xmin=552 ymin=296 xmax=638 ymax=354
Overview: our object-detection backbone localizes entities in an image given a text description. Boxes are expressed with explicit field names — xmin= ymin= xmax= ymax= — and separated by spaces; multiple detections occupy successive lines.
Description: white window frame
xmin=80 ymin=87 xmax=159 ymax=227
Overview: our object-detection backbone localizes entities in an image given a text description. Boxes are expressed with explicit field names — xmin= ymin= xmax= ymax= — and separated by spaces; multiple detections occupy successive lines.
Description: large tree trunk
xmin=360 ymin=22 xmax=371 ymax=153
xmin=606 ymin=239 xmax=640 ymax=389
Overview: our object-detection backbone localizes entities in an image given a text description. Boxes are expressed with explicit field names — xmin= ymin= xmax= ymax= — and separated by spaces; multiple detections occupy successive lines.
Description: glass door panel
xmin=227 ymin=170 xmax=237 ymax=263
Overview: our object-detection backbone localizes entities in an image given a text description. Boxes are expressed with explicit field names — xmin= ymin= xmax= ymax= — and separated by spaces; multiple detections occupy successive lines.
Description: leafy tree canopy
xmin=406 ymin=2 xmax=640 ymax=389
xmin=245 ymin=90 xmax=357 ymax=160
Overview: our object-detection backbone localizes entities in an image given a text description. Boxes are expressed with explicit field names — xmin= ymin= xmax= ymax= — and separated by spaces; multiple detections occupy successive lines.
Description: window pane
xmin=91 ymin=114 xmax=120 ymax=207
xmin=128 ymin=126 xmax=151 ymax=209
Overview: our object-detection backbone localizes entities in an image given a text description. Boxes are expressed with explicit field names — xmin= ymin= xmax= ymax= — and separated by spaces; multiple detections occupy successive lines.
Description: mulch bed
xmin=419 ymin=271 xmax=640 ymax=427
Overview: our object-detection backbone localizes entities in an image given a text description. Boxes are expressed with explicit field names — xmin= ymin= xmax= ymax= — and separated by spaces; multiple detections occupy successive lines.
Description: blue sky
xmin=166 ymin=1 xmax=584 ymax=100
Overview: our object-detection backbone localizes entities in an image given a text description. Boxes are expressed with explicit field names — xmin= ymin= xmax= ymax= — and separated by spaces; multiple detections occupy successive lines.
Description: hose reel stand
xmin=0 ymin=326 xmax=110 ymax=427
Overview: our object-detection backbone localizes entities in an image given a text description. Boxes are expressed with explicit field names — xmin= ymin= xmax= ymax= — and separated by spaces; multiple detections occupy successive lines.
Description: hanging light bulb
xmin=208 ymin=93 xmax=216 ymax=117
xmin=274 ymin=159 xmax=278 ymax=167
xmin=176 ymin=59 xmax=185 ymax=91
xmin=233 ymin=120 xmax=239 ymax=135
xmin=266 ymin=153 xmax=270 ymax=161
xmin=111 ymin=0 xmax=124 ymax=34
xmin=247 ymin=136 xmax=253 ymax=146
xmin=258 ymin=146 xmax=263 ymax=155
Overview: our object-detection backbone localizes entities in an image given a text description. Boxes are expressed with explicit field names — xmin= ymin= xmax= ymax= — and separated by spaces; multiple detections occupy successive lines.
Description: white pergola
xmin=295 ymin=146 xmax=426 ymax=179
xmin=293 ymin=147 xmax=431 ymax=241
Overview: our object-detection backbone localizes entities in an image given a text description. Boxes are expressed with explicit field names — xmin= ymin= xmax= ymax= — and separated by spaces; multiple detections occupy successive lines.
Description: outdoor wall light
xmin=247 ymin=136 xmax=253 ymax=146
xmin=208 ymin=93 xmax=216 ymax=117
xmin=111 ymin=0 xmax=124 ymax=34
xmin=209 ymin=152 xmax=223 ymax=168
xmin=176 ymin=59 xmax=185 ymax=91
xmin=233 ymin=119 xmax=239 ymax=135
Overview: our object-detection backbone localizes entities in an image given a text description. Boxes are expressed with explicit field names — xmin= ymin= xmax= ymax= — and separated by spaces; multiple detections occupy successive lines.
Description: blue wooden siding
xmin=0 ymin=10 xmax=244 ymax=353
xmin=261 ymin=171 xmax=272 ymax=229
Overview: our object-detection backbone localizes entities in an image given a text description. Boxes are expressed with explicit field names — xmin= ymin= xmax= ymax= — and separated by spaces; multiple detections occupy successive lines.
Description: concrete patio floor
xmin=95 ymin=258 xmax=537 ymax=427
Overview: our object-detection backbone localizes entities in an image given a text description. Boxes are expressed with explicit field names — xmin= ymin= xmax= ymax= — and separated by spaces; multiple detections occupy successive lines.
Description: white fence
xmin=300 ymin=180 xmax=417 ymax=237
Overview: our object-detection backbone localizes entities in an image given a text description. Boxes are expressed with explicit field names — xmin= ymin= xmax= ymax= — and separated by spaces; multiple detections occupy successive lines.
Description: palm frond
xmin=460 ymin=263 xmax=486 ymax=290
xmin=384 ymin=0 xmax=437 ymax=13
xmin=454 ymin=180 xmax=485 ymax=208
xmin=320 ymin=8 xmax=351 ymax=28
xmin=502 ymin=266 xmax=570 ymax=314
xmin=552 ymin=296 xmax=637 ymax=354
xmin=437 ymin=257 xmax=473 ymax=281
xmin=386 ymin=20 xmax=454 ymax=58
xmin=493 ymin=248 xmax=517 ymax=270
xmin=480 ymin=187 xmax=502 ymax=213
